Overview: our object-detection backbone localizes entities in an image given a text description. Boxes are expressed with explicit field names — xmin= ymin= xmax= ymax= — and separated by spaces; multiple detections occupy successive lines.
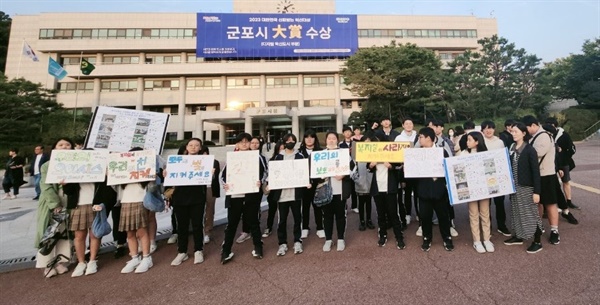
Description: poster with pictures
xmin=84 ymin=106 xmax=170 ymax=153
xmin=443 ymin=148 xmax=515 ymax=205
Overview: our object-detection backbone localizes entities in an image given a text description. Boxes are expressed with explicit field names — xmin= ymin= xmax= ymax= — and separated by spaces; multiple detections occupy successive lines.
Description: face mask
xmin=285 ymin=142 xmax=296 ymax=150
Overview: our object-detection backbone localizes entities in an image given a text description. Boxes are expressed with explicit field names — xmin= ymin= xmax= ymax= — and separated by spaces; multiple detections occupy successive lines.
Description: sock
xmin=563 ymin=210 xmax=569 ymax=215
xmin=567 ymin=199 xmax=572 ymax=204
xmin=550 ymin=225 xmax=559 ymax=233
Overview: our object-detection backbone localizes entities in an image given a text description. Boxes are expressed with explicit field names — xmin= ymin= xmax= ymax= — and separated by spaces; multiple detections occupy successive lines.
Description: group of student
xmin=33 ymin=113 xmax=580 ymax=277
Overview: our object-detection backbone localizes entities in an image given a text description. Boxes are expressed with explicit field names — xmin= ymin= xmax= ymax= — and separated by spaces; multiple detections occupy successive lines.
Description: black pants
xmin=173 ymin=203 xmax=205 ymax=253
xmin=419 ymin=198 xmax=451 ymax=241
xmin=171 ymin=212 xmax=178 ymax=234
xmin=397 ymin=188 xmax=407 ymax=226
xmin=404 ymin=179 xmax=419 ymax=218
xmin=2 ymin=177 xmax=20 ymax=195
xmin=222 ymin=197 xmax=262 ymax=254
xmin=491 ymin=196 xmax=507 ymax=229
xmin=350 ymin=183 xmax=358 ymax=210
xmin=265 ymin=196 xmax=278 ymax=231
xmin=302 ymin=187 xmax=323 ymax=231
xmin=358 ymin=194 xmax=372 ymax=223
xmin=108 ymin=205 xmax=127 ymax=245
xmin=277 ymin=200 xmax=302 ymax=245
xmin=375 ymin=192 xmax=404 ymax=240
xmin=322 ymin=195 xmax=346 ymax=240
xmin=447 ymin=199 xmax=455 ymax=221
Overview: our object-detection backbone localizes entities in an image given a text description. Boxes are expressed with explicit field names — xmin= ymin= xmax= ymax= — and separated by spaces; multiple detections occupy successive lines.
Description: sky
xmin=1 ymin=0 xmax=598 ymax=63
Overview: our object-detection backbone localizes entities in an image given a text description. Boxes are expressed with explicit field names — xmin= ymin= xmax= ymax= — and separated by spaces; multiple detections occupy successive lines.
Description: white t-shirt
xmin=484 ymin=136 xmax=505 ymax=150
xmin=78 ymin=183 xmax=95 ymax=205
xmin=375 ymin=164 xmax=388 ymax=193
xmin=394 ymin=130 xmax=417 ymax=143
xmin=33 ymin=154 xmax=42 ymax=175
xmin=121 ymin=183 xmax=146 ymax=203
xmin=278 ymin=151 xmax=297 ymax=203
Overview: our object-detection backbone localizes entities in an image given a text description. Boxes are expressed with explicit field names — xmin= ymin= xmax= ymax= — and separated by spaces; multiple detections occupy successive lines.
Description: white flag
xmin=23 ymin=42 xmax=39 ymax=62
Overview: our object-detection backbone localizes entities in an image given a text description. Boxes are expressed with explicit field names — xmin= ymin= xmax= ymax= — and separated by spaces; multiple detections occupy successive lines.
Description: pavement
xmin=0 ymin=139 xmax=598 ymax=304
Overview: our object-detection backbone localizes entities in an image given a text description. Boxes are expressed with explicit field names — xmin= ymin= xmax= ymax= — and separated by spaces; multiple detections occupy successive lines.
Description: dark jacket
xmin=510 ymin=143 xmax=541 ymax=195
xmin=416 ymin=149 xmax=449 ymax=200
xmin=554 ymin=129 xmax=575 ymax=169
xmin=4 ymin=156 xmax=25 ymax=185
xmin=210 ymin=159 xmax=221 ymax=197
xmin=267 ymin=151 xmax=306 ymax=202
xmin=499 ymin=130 xmax=514 ymax=149
xmin=29 ymin=153 xmax=50 ymax=175
xmin=374 ymin=129 xmax=400 ymax=142
xmin=65 ymin=180 xmax=119 ymax=209
xmin=369 ymin=163 xmax=401 ymax=196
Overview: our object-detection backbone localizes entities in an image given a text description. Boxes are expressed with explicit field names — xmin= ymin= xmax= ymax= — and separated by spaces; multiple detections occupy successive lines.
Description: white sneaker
xmin=194 ymin=251 xmax=204 ymax=264
xmin=134 ymin=256 xmax=153 ymax=273
xmin=323 ymin=240 xmax=333 ymax=252
xmin=352 ymin=208 xmax=359 ymax=214
xmin=121 ymin=256 xmax=141 ymax=273
xmin=150 ymin=242 xmax=157 ymax=254
xmin=294 ymin=242 xmax=303 ymax=254
xmin=236 ymin=232 xmax=251 ymax=243
xmin=406 ymin=216 xmax=411 ymax=226
xmin=416 ymin=226 xmax=423 ymax=237
xmin=450 ymin=227 xmax=459 ymax=237
xmin=473 ymin=241 xmax=486 ymax=254
xmin=203 ymin=235 xmax=210 ymax=244
xmin=316 ymin=230 xmax=325 ymax=239
xmin=167 ymin=234 xmax=178 ymax=244
xmin=337 ymin=240 xmax=346 ymax=252
xmin=9 ymin=193 xmax=16 ymax=199
xmin=301 ymin=229 xmax=309 ymax=239
xmin=55 ymin=263 xmax=68 ymax=275
xmin=483 ymin=240 xmax=495 ymax=253
xmin=85 ymin=260 xmax=98 ymax=275
xmin=2 ymin=193 xmax=11 ymax=200
xmin=171 ymin=253 xmax=188 ymax=266
xmin=71 ymin=262 xmax=86 ymax=277
xmin=277 ymin=244 xmax=288 ymax=256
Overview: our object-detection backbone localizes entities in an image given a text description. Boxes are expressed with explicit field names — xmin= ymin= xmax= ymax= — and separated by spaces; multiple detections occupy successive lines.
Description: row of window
xmin=358 ymin=29 xmax=477 ymax=39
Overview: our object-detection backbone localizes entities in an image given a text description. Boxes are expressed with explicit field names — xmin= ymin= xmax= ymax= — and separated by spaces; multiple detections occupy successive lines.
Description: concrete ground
xmin=0 ymin=139 xmax=598 ymax=304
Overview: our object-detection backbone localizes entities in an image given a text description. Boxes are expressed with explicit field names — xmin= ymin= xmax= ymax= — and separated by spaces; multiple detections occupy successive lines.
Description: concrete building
xmin=5 ymin=0 xmax=497 ymax=145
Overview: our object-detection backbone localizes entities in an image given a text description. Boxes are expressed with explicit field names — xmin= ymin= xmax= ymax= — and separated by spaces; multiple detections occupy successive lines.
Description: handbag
xmin=143 ymin=182 xmax=165 ymax=212
xmin=38 ymin=210 xmax=69 ymax=256
xmin=92 ymin=204 xmax=112 ymax=238
xmin=313 ymin=178 xmax=333 ymax=207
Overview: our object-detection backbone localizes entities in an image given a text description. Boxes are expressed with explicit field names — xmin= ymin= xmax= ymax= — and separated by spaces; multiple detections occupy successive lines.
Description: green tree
xmin=0 ymin=12 xmax=11 ymax=73
xmin=566 ymin=39 xmax=600 ymax=108
xmin=346 ymin=111 xmax=365 ymax=129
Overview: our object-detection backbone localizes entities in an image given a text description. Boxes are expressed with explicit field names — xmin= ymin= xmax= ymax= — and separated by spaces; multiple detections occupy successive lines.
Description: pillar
xmin=177 ymin=76 xmax=186 ymax=140
xmin=292 ymin=111 xmax=299 ymax=137
xmin=245 ymin=116 xmax=253 ymax=134
xmin=195 ymin=114 xmax=204 ymax=141
xmin=136 ymin=77 xmax=144 ymax=110
xmin=92 ymin=78 xmax=101 ymax=109
xmin=139 ymin=52 xmax=145 ymax=65
xmin=335 ymin=106 xmax=343 ymax=133
xmin=220 ymin=76 xmax=227 ymax=110
xmin=297 ymin=74 xmax=304 ymax=109
xmin=334 ymin=73 xmax=341 ymax=107
xmin=95 ymin=53 xmax=102 ymax=66
xmin=219 ymin=125 xmax=226 ymax=145
xmin=260 ymin=75 xmax=266 ymax=107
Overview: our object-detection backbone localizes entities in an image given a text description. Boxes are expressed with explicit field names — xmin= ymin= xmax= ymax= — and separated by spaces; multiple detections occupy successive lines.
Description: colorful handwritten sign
xmin=268 ymin=159 xmax=310 ymax=190
xmin=310 ymin=148 xmax=350 ymax=178
xmin=403 ymin=147 xmax=445 ymax=178
xmin=45 ymin=150 xmax=108 ymax=183
xmin=164 ymin=155 xmax=214 ymax=186
xmin=355 ymin=142 xmax=412 ymax=163
xmin=226 ymin=150 xmax=259 ymax=195
xmin=107 ymin=150 xmax=156 ymax=186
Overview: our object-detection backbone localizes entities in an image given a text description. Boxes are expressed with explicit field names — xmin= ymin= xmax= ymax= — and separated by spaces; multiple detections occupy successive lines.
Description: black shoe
xmin=359 ymin=222 xmax=366 ymax=231
xmin=252 ymin=245 xmax=263 ymax=259
xmin=526 ymin=242 xmax=543 ymax=254
xmin=32 ymin=196 xmax=39 ymax=200
xmin=400 ymin=222 xmax=408 ymax=232
xmin=504 ymin=236 xmax=524 ymax=245
xmin=443 ymin=239 xmax=454 ymax=251
xmin=221 ymin=252 xmax=234 ymax=264
xmin=114 ymin=246 xmax=127 ymax=259
xmin=421 ymin=238 xmax=431 ymax=252
xmin=549 ymin=230 xmax=560 ymax=245
xmin=497 ymin=227 xmax=512 ymax=237
xmin=397 ymin=239 xmax=406 ymax=250
xmin=561 ymin=212 xmax=579 ymax=225
xmin=377 ymin=235 xmax=387 ymax=247
xmin=366 ymin=220 xmax=375 ymax=230
xmin=567 ymin=202 xmax=581 ymax=210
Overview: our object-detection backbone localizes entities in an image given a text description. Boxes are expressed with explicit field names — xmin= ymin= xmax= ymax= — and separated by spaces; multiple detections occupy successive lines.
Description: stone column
xmin=260 ymin=75 xmax=267 ymax=107
xmin=297 ymin=74 xmax=304 ymax=109
xmin=220 ymin=76 xmax=227 ymax=110
xmin=195 ymin=113 xmax=204 ymax=141
xmin=136 ymin=77 xmax=144 ymax=110
xmin=245 ymin=116 xmax=253 ymax=134
xmin=335 ymin=106 xmax=343 ymax=133
xmin=178 ymin=76 xmax=186 ymax=140
xmin=292 ymin=110 xmax=299 ymax=137
xmin=92 ymin=78 xmax=101 ymax=109
xmin=219 ymin=125 xmax=226 ymax=145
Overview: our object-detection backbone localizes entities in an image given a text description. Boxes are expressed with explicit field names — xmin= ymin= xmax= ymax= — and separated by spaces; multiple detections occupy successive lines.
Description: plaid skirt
xmin=69 ymin=204 xmax=95 ymax=231
xmin=119 ymin=202 xmax=148 ymax=231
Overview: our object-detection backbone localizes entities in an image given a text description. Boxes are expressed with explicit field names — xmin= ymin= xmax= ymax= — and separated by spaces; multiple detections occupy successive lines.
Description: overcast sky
xmin=1 ymin=0 xmax=598 ymax=62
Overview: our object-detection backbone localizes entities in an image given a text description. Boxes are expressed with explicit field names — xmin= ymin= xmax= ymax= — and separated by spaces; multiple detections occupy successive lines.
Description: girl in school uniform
xmin=298 ymin=129 xmax=325 ymax=239
xmin=263 ymin=140 xmax=284 ymax=237
xmin=355 ymin=136 xmax=375 ymax=231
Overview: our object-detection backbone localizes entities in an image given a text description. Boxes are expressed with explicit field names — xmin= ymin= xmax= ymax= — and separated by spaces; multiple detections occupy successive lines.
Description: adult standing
xmin=3 ymin=148 xmax=25 ymax=200
xmin=29 ymin=145 xmax=49 ymax=200
xmin=351 ymin=127 xmax=364 ymax=142
xmin=339 ymin=126 xmax=358 ymax=213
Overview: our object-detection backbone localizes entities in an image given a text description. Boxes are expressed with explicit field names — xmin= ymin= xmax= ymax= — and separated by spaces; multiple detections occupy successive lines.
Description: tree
xmin=566 ymin=39 xmax=600 ymax=108
xmin=346 ymin=111 xmax=365 ymax=129
xmin=0 ymin=12 xmax=11 ymax=73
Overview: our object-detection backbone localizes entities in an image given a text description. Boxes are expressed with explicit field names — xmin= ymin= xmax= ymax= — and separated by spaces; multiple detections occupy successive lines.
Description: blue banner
xmin=196 ymin=13 xmax=358 ymax=58
xmin=48 ymin=57 xmax=67 ymax=80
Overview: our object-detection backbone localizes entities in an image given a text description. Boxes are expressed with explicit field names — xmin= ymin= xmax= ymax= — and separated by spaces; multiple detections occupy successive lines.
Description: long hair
xmin=300 ymin=129 xmax=322 ymax=151
xmin=51 ymin=137 xmax=75 ymax=150
xmin=270 ymin=140 xmax=284 ymax=161
xmin=466 ymin=131 xmax=487 ymax=153
xmin=511 ymin=122 xmax=531 ymax=142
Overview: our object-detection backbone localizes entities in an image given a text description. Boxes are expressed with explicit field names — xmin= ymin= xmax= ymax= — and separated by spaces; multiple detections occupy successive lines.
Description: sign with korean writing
xmin=354 ymin=142 xmax=412 ymax=163
xmin=107 ymin=150 xmax=156 ymax=186
xmin=197 ymin=13 xmax=358 ymax=58
xmin=444 ymin=148 xmax=515 ymax=205
xmin=268 ymin=159 xmax=309 ymax=190
xmin=310 ymin=149 xmax=350 ymax=178
xmin=226 ymin=150 xmax=259 ymax=195
xmin=403 ymin=147 xmax=445 ymax=178
xmin=164 ymin=155 xmax=214 ymax=186
xmin=45 ymin=150 xmax=109 ymax=183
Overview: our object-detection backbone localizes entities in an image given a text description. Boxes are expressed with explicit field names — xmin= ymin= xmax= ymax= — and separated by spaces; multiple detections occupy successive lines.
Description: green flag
xmin=80 ymin=59 xmax=95 ymax=75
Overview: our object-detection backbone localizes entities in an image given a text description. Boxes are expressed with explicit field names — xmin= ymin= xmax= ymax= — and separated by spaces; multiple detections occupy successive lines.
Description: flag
xmin=48 ymin=58 xmax=68 ymax=80
xmin=22 ymin=42 xmax=39 ymax=62
xmin=80 ymin=58 xmax=95 ymax=75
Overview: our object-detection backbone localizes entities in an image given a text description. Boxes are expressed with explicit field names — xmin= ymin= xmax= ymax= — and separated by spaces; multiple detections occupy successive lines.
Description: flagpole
xmin=16 ymin=39 xmax=24 ymax=79
xmin=73 ymin=51 xmax=83 ymax=132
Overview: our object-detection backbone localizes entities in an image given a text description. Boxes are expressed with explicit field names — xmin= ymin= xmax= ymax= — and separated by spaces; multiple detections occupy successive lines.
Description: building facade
xmin=5 ymin=0 xmax=497 ymax=144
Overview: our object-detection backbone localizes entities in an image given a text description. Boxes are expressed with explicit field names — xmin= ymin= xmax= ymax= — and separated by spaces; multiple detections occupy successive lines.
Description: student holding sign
xmin=298 ymin=130 xmax=325 ymax=239
xmin=263 ymin=141 xmax=284 ymax=238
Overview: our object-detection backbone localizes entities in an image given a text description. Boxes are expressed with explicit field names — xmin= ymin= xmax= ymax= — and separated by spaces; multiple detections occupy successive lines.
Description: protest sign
xmin=310 ymin=148 xmax=350 ymax=178
xmin=164 ymin=155 xmax=214 ymax=186
xmin=45 ymin=150 xmax=108 ymax=183
xmin=268 ymin=159 xmax=310 ymax=190
xmin=225 ymin=150 xmax=259 ymax=195
xmin=354 ymin=142 xmax=411 ymax=163
xmin=107 ymin=150 xmax=156 ymax=186
xmin=444 ymin=148 xmax=515 ymax=205
xmin=403 ymin=147 xmax=445 ymax=178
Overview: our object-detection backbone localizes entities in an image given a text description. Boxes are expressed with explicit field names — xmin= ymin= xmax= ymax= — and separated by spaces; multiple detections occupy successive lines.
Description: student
xmin=503 ymin=123 xmax=544 ymax=253
xmin=2 ymin=148 xmax=25 ymax=200
xmin=499 ymin=119 xmax=516 ymax=148
xmin=455 ymin=121 xmax=476 ymax=153
xmin=339 ymin=126 xmax=358 ymax=214
xmin=395 ymin=118 xmax=418 ymax=227
xmin=374 ymin=116 xmax=400 ymax=141
xmin=221 ymin=133 xmax=266 ymax=264
xmin=355 ymin=136 xmax=375 ymax=231
xmin=263 ymin=141 xmax=284 ymax=237
xmin=415 ymin=128 xmax=454 ymax=252
xmin=166 ymin=143 xmax=187 ymax=245
xmin=298 ymin=130 xmax=325 ymax=239
xmin=352 ymin=126 xmax=364 ymax=141
xmin=201 ymin=146 xmax=221 ymax=244
xmin=462 ymin=132 xmax=494 ymax=254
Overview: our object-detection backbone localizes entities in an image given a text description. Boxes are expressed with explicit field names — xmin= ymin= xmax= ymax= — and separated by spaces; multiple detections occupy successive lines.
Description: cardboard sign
xmin=226 ymin=150 xmax=259 ymax=195
xmin=268 ymin=159 xmax=310 ymax=190
xmin=45 ymin=150 xmax=108 ymax=183
xmin=355 ymin=142 xmax=412 ymax=163
xmin=403 ymin=147 xmax=445 ymax=178
xmin=310 ymin=148 xmax=350 ymax=178
xmin=107 ymin=150 xmax=156 ymax=186
xmin=164 ymin=155 xmax=214 ymax=186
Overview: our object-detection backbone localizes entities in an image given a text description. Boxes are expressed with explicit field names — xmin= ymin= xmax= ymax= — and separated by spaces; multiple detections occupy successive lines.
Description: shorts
xmin=559 ymin=166 xmax=571 ymax=183
xmin=539 ymin=175 xmax=559 ymax=205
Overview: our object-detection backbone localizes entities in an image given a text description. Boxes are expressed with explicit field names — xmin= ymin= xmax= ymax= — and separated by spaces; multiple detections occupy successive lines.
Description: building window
xmin=186 ymin=104 xmax=220 ymax=115
xmin=186 ymin=54 xmax=205 ymax=63
xmin=266 ymin=101 xmax=298 ymax=108
xmin=166 ymin=132 xmax=178 ymax=141
xmin=303 ymin=76 xmax=334 ymax=87
xmin=227 ymin=78 xmax=260 ymax=89
xmin=304 ymin=99 xmax=335 ymax=107
xmin=143 ymin=106 xmax=167 ymax=113
xmin=61 ymin=56 xmax=96 ymax=66
xmin=104 ymin=56 xmax=140 ymax=64
xmin=357 ymin=28 xmax=477 ymax=38
xmin=59 ymin=82 xmax=94 ymax=93
xmin=266 ymin=77 xmax=298 ymax=88
xmin=101 ymin=80 xmax=137 ymax=92
xmin=144 ymin=80 xmax=180 ymax=91
xmin=145 ymin=55 xmax=181 ymax=64
xmin=40 ymin=28 xmax=196 ymax=40
xmin=186 ymin=79 xmax=220 ymax=90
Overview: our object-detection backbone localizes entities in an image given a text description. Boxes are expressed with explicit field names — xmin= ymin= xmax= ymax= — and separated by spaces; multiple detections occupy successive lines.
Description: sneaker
xmin=1 ymin=194 xmax=10 ymax=200
xmin=473 ymin=241 xmax=486 ymax=254
xmin=194 ymin=251 xmax=204 ymax=264
xmin=337 ymin=240 xmax=346 ymax=251
xmin=366 ymin=220 xmax=375 ymax=230
xmin=55 ymin=263 xmax=68 ymax=275
xmin=236 ymin=232 xmax=251 ymax=243
xmin=316 ymin=230 xmax=326 ymax=239
xmin=526 ymin=242 xmax=543 ymax=254
xmin=352 ymin=208 xmax=359 ymax=214
xmin=443 ymin=239 xmax=454 ymax=251
xmin=421 ymin=238 xmax=432 ymax=252
xmin=293 ymin=242 xmax=303 ymax=254
xmin=252 ymin=245 xmax=263 ymax=259
xmin=171 ymin=253 xmax=189 ymax=266
xmin=262 ymin=229 xmax=272 ymax=238
xmin=497 ymin=227 xmax=512 ymax=237
xmin=150 ymin=242 xmax=157 ymax=254
xmin=301 ymin=229 xmax=309 ymax=239
xmin=85 ymin=260 xmax=98 ymax=275
xmin=377 ymin=235 xmax=387 ymax=247
xmin=549 ymin=230 xmax=560 ymax=245
xmin=406 ymin=215 xmax=411 ymax=225
xmin=416 ymin=226 xmax=423 ymax=237
xmin=359 ymin=222 xmax=366 ymax=231
xmin=561 ymin=212 xmax=579 ymax=225
xmin=567 ymin=202 xmax=581 ymax=210
xmin=203 ymin=235 xmax=210 ymax=244
xmin=114 ymin=246 xmax=127 ymax=259
xmin=33 ymin=196 xmax=39 ymax=200
xmin=396 ymin=239 xmax=406 ymax=250
xmin=44 ymin=268 xmax=58 ymax=278
xmin=504 ymin=236 xmax=524 ymax=245
xmin=450 ymin=227 xmax=459 ymax=237
xmin=121 ymin=256 xmax=141 ymax=273
xmin=323 ymin=240 xmax=333 ymax=252
xmin=167 ymin=234 xmax=178 ymax=244
xmin=71 ymin=262 xmax=87 ymax=277
xmin=221 ymin=252 xmax=234 ymax=265
xmin=9 ymin=193 xmax=16 ymax=199
xmin=483 ymin=240 xmax=495 ymax=253
xmin=277 ymin=244 xmax=288 ymax=256
xmin=134 ymin=256 xmax=153 ymax=273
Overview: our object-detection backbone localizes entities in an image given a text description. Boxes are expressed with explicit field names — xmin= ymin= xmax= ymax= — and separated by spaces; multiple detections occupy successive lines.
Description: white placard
xmin=268 ymin=159 xmax=310 ymax=190
xmin=45 ymin=150 xmax=108 ymax=183
xmin=85 ymin=106 xmax=170 ymax=153
xmin=444 ymin=148 xmax=515 ymax=205
xmin=226 ymin=150 xmax=259 ymax=195
xmin=310 ymin=148 xmax=351 ymax=178
xmin=107 ymin=150 xmax=156 ymax=186
xmin=403 ymin=147 xmax=445 ymax=178
xmin=164 ymin=155 xmax=214 ymax=186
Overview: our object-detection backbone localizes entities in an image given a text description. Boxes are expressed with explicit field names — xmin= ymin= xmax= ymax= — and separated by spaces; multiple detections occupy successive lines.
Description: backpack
xmin=530 ymin=131 xmax=554 ymax=165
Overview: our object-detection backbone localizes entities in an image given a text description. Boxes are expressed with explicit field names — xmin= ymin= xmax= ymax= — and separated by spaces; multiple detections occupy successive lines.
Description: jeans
xmin=173 ymin=203 xmax=205 ymax=253
xmin=277 ymin=200 xmax=302 ymax=245
xmin=419 ymin=198 xmax=451 ymax=241
xmin=222 ymin=197 xmax=262 ymax=254
xmin=34 ymin=174 xmax=41 ymax=197
xmin=322 ymin=195 xmax=346 ymax=240
xmin=375 ymin=192 xmax=403 ymax=240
